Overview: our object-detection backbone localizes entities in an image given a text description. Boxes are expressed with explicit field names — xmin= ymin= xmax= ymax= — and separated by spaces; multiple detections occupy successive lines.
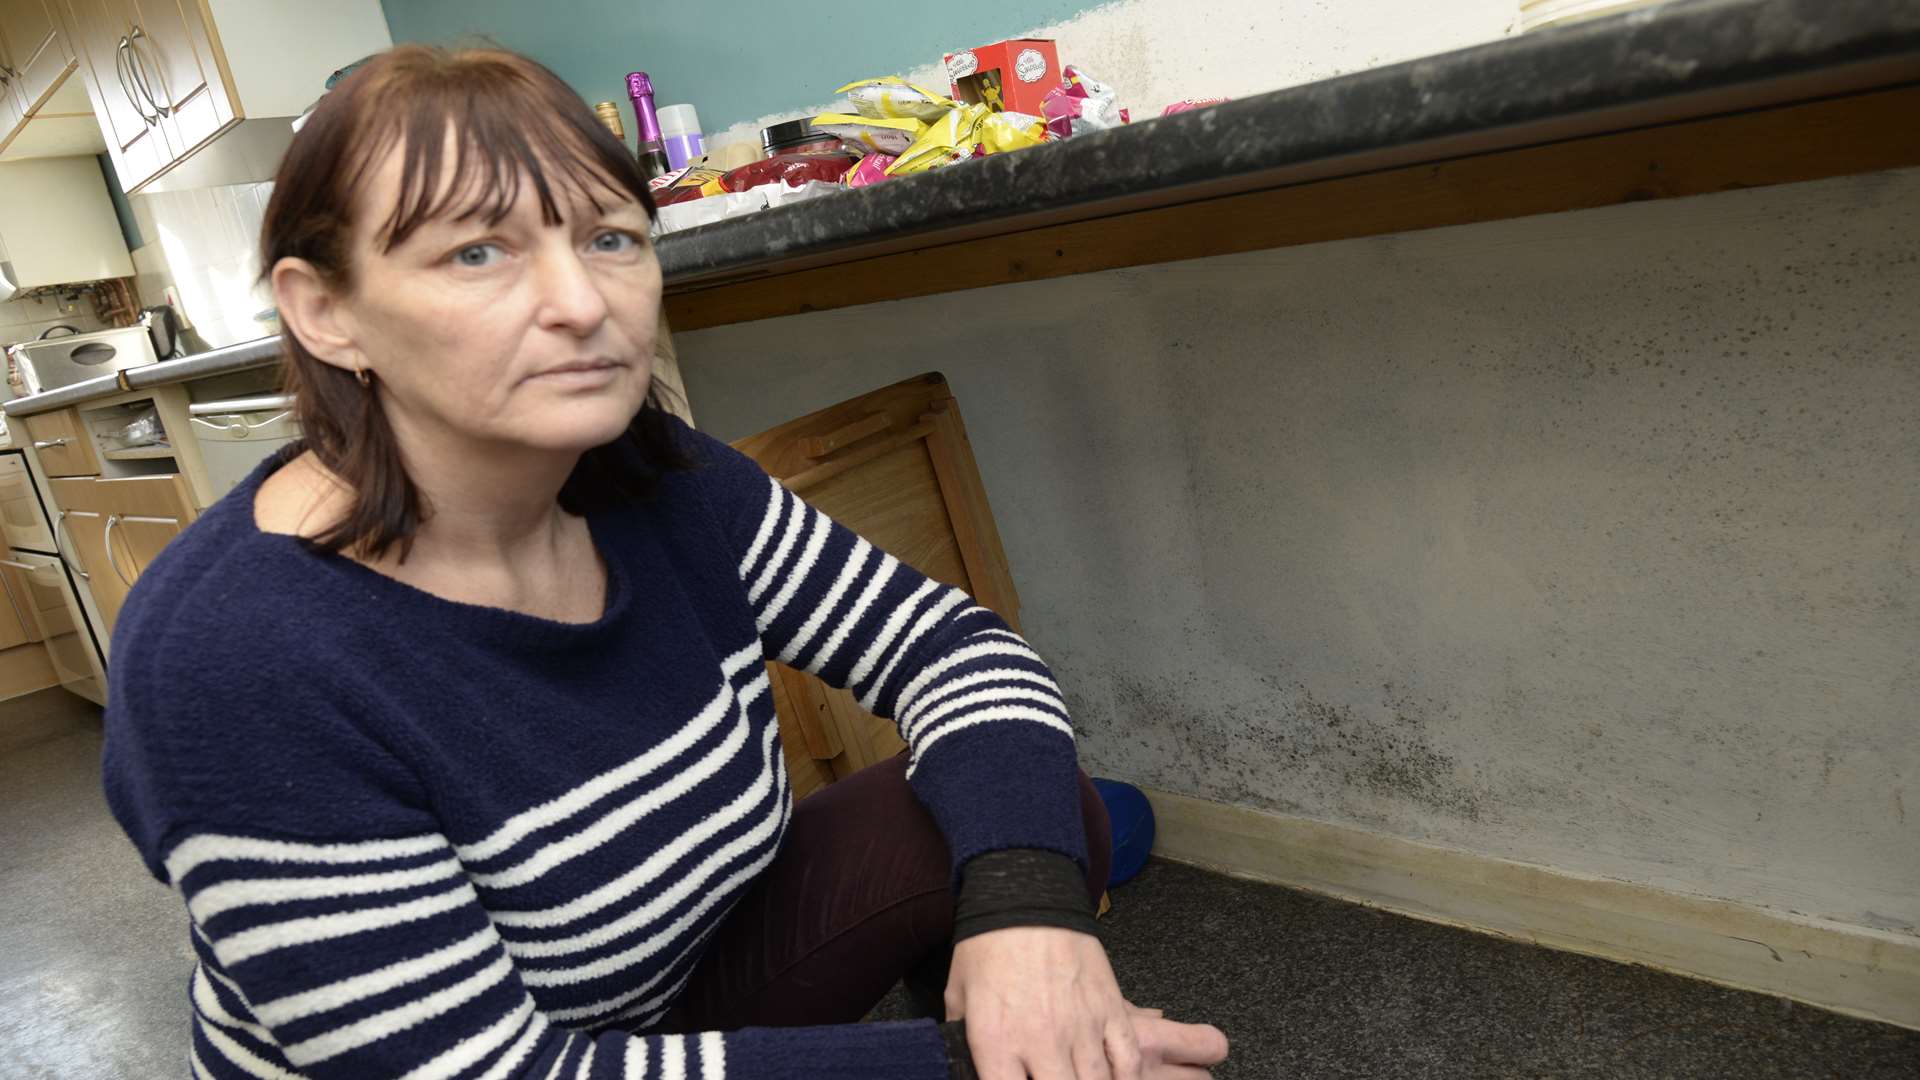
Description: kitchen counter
xmin=7 ymin=0 xmax=1917 ymax=418
xmin=657 ymin=0 xmax=1920 ymax=329
xmin=4 ymin=335 xmax=282 ymax=418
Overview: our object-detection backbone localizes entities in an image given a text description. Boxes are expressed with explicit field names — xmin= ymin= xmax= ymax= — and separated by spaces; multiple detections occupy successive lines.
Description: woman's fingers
xmin=1127 ymin=1004 xmax=1164 ymax=1019
xmin=1133 ymin=1017 xmax=1231 ymax=1067
xmin=1103 ymin=1014 xmax=1144 ymax=1080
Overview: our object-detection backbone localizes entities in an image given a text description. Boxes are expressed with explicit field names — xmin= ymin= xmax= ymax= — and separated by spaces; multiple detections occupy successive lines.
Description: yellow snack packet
xmin=834 ymin=76 xmax=958 ymax=122
xmin=885 ymin=103 xmax=989 ymax=176
xmin=812 ymin=112 xmax=927 ymax=156
xmin=977 ymin=110 xmax=1047 ymax=154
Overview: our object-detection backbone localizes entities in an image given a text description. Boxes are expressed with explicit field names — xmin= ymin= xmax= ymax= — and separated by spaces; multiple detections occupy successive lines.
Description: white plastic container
xmin=657 ymin=104 xmax=705 ymax=170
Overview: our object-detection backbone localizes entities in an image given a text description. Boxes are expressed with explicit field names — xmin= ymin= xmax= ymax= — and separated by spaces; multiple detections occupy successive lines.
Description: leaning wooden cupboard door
xmin=730 ymin=373 xmax=1024 ymax=796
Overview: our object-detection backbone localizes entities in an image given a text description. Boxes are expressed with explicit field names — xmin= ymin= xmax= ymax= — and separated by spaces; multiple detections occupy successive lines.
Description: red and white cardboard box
xmin=942 ymin=38 xmax=1062 ymax=116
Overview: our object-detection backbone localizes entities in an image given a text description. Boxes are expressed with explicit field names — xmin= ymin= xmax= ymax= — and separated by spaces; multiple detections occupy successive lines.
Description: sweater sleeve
xmin=102 ymin=593 xmax=952 ymax=1079
xmin=155 ymin=823 xmax=949 ymax=1079
xmin=678 ymin=419 xmax=1088 ymax=878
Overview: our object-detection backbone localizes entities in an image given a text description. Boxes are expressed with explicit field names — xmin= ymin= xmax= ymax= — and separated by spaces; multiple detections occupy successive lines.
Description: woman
xmin=102 ymin=46 xmax=1227 ymax=1080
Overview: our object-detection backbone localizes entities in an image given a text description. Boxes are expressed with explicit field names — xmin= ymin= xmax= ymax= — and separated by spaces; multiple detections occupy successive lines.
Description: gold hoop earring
xmin=354 ymin=367 xmax=371 ymax=388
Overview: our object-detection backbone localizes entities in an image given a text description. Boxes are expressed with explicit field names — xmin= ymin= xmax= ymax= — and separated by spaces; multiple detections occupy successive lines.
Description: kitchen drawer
xmin=21 ymin=408 xmax=100 ymax=477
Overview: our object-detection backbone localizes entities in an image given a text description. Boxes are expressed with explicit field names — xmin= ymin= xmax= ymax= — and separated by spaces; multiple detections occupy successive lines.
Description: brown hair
xmin=260 ymin=44 xmax=689 ymax=560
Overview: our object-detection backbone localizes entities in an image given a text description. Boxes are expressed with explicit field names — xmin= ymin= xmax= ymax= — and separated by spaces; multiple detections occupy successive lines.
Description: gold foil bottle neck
xmin=594 ymin=101 xmax=626 ymax=141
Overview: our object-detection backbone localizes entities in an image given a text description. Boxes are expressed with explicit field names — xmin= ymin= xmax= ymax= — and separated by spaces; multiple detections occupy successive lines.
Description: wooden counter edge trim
xmin=665 ymin=83 xmax=1920 ymax=332
xmin=660 ymin=53 xmax=1920 ymax=293
xmin=1145 ymin=787 xmax=1920 ymax=1032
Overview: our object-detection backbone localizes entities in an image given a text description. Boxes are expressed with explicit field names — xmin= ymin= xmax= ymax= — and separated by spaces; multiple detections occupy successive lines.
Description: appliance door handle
xmin=103 ymin=515 xmax=135 ymax=587
xmin=0 ymin=561 xmax=28 ymax=636
xmin=0 ymin=559 xmax=35 ymax=571
xmin=54 ymin=511 xmax=88 ymax=581
xmin=126 ymin=26 xmax=172 ymax=119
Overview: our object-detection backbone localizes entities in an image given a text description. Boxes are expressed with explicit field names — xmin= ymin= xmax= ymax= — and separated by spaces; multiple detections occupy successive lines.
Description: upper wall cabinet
xmin=60 ymin=0 xmax=389 ymax=193
xmin=0 ymin=0 xmax=77 ymax=115
xmin=0 ymin=0 xmax=80 ymax=155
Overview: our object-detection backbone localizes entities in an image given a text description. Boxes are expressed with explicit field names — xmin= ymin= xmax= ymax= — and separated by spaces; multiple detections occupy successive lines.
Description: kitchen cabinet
xmin=20 ymin=406 xmax=100 ymax=477
xmin=0 ymin=0 xmax=77 ymax=117
xmin=59 ymin=0 xmax=389 ymax=193
xmin=731 ymin=373 xmax=1024 ymax=798
xmin=46 ymin=471 xmax=192 ymax=643
xmin=0 ymin=155 xmax=134 ymax=286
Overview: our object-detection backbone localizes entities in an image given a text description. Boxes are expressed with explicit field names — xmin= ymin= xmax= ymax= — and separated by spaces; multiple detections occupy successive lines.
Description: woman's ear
xmin=271 ymin=256 xmax=364 ymax=375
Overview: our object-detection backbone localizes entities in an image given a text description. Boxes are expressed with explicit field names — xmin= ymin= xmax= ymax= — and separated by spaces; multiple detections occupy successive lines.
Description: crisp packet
xmin=834 ymin=76 xmax=957 ymax=122
xmin=976 ymin=110 xmax=1047 ymax=154
xmin=1041 ymin=65 xmax=1126 ymax=139
xmin=1162 ymin=97 xmax=1230 ymax=116
xmin=844 ymin=153 xmax=897 ymax=188
xmin=812 ymin=113 xmax=927 ymax=156
xmin=886 ymin=103 xmax=990 ymax=176
xmin=651 ymin=165 xmax=728 ymax=206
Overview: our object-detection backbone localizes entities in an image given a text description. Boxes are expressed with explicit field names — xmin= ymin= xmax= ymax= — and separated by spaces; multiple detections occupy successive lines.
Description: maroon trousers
xmin=656 ymin=755 xmax=1113 ymax=1031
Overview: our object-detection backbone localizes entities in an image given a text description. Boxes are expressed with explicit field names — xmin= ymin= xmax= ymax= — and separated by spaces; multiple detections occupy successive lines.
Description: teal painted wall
xmin=380 ymin=1 xmax=1094 ymax=141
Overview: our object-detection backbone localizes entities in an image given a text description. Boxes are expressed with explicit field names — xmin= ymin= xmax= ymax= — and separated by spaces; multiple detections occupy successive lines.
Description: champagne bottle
xmin=624 ymin=72 xmax=671 ymax=180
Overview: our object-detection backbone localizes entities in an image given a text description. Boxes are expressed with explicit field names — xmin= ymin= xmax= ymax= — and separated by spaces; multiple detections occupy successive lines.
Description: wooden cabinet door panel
xmin=126 ymin=0 xmax=228 ymax=152
xmin=21 ymin=408 xmax=100 ymax=477
xmin=48 ymin=477 xmax=133 ymax=638
xmin=63 ymin=0 xmax=170 ymax=186
xmin=97 ymin=472 xmax=194 ymax=577
xmin=731 ymin=373 xmax=1025 ymax=789
xmin=0 ymin=0 xmax=75 ymax=112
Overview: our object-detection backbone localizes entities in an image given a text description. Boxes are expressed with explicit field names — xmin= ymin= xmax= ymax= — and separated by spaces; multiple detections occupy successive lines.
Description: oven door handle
xmin=54 ymin=511 xmax=88 ymax=581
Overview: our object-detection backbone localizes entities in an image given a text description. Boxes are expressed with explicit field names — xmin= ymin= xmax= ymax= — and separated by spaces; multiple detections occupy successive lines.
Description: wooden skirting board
xmin=1142 ymin=787 xmax=1920 ymax=1032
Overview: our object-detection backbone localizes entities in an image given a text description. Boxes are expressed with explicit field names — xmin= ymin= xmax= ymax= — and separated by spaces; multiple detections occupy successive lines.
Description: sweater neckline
xmin=238 ymin=442 xmax=632 ymax=647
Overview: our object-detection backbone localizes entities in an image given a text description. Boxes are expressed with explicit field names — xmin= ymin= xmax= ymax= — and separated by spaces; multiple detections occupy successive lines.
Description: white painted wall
xmin=710 ymin=0 xmax=1520 ymax=152
xmin=674 ymin=167 xmax=1920 ymax=937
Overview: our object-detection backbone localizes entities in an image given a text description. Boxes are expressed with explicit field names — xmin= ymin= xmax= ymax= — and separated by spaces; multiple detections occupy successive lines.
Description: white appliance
xmin=7 ymin=318 xmax=160 ymax=395
xmin=0 ymin=551 xmax=105 ymax=704
xmin=0 ymin=454 xmax=55 ymax=552
xmin=0 ymin=447 xmax=106 ymax=704
xmin=189 ymin=395 xmax=301 ymax=500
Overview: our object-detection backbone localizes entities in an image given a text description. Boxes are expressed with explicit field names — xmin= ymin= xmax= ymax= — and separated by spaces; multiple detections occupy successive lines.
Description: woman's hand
xmin=945 ymin=926 xmax=1229 ymax=1079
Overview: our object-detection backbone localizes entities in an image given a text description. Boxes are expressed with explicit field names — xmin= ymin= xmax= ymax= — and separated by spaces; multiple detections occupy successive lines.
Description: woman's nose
xmin=532 ymin=248 xmax=611 ymax=334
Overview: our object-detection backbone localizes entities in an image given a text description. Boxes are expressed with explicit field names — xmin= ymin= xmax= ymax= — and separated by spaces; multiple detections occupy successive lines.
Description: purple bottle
xmin=624 ymin=72 xmax=671 ymax=180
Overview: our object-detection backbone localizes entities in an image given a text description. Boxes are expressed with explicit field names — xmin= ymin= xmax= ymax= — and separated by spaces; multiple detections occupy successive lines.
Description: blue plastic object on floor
xmin=1092 ymin=779 xmax=1155 ymax=887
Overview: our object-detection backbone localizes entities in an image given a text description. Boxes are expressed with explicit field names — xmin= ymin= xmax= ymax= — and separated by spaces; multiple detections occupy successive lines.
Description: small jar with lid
xmin=760 ymin=118 xmax=846 ymax=156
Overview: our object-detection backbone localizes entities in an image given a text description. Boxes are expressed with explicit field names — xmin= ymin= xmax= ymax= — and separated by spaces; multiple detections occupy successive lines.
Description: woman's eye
xmin=453 ymin=243 xmax=504 ymax=268
xmin=591 ymin=231 xmax=637 ymax=254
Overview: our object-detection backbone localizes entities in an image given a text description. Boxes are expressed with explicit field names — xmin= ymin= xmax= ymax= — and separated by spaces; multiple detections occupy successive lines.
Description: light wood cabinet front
xmin=123 ymin=0 xmax=229 ymax=156
xmin=732 ymin=373 xmax=1026 ymax=792
xmin=46 ymin=472 xmax=194 ymax=641
xmin=21 ymin=408 xmax=100 ymax=477
xmin=62 ymin=0 xmax=171 ymax=188
xmin=0 ymin=0 xmax=75 ymax=114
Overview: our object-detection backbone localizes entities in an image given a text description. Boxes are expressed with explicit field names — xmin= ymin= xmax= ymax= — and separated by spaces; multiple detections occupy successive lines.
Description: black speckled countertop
xmin=655 ymin=0 xmax=1920 ymax=289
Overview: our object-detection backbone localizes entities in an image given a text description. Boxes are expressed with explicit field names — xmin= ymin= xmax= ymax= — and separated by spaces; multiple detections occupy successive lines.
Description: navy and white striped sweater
xmin=102 ymin=416 xmax=1086 ymax=1078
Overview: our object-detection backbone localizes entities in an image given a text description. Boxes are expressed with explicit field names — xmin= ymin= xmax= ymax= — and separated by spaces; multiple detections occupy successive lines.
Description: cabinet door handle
xmin=126 ymin=26 xmax=172 ymax=119
xmin=114 ymin=36 xmax=156 ymax=125
xmin=54 ymin=511 xmax=88 ymax=581
xmin=102 ymin=515 xmax=135 ymax=587
xmin=32 ymin=437 xmax=74 ymax=450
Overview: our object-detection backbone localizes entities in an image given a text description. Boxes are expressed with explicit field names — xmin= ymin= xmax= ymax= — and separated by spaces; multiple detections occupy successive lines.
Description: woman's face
xmin=331 ymin=141 xmax=659 ymax=458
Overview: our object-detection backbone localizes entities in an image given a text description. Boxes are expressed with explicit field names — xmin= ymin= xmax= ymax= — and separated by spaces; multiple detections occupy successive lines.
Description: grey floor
xmin=4 ymin=689 xmax=1917 ymax=1079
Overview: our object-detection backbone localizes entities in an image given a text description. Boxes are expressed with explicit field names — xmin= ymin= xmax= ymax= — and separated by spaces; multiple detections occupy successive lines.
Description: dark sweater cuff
xmin=952 ymin=848 xmax=1100 ymax=944
xmin=940 ymin=1021 xmax=977 ymax=1080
